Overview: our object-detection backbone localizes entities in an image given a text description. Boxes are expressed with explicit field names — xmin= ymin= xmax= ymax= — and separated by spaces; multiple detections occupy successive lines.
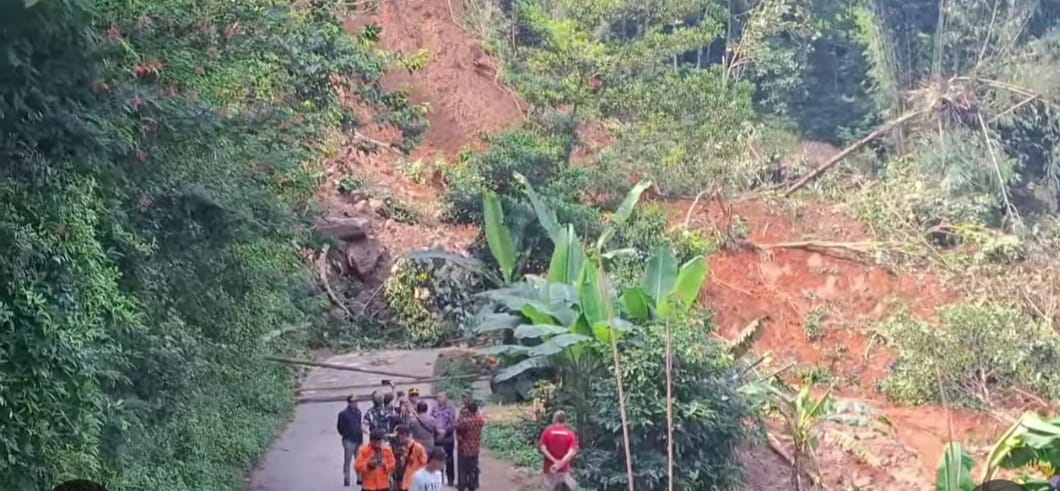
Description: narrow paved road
xmin=246 ymin=349 xmax=530 ymax=491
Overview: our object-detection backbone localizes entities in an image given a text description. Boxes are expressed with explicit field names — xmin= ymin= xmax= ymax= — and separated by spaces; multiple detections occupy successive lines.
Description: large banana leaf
xmin=594 ymin=179 xmax=652 ymax=251
xmin=495 ymin=356 xmax=550 ymax=382
xmin=483 ymin=191 xmax=516 ymax=283
xmin=514 ymin=172 xmax=562 ymax=244
xmin=620 ymin=287 xmax=651 ymax=321
xmin=527 ymin=333 xmax=590 ymax=357
xmin=936 ymin=443 xmax=976 ymax=491
xmin=579 ymin=259 xmax=612 ymax=328
xmin=643 ymin=246 xmax=678 ymax=304
xmin=658 ymin=256 xmax=709 ymax=318
xmin=513 ymin=324 xmax=570 ymax=339
xmin=548 ymin=225 xmax=585 ymax=285
xmin=475 ymin=313 xmax=522 ymax=333
xmin=983 ymin=412 xmax=1060 ymax=481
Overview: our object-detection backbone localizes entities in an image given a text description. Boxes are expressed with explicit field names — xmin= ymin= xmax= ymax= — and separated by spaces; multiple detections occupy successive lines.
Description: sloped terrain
xmin=320 ymin=1 xmax=1014 ymax=489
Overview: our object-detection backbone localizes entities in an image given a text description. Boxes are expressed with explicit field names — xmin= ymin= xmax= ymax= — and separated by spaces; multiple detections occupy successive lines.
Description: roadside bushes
xmin=533 ymin=318 xmax=752 ymax=491
xmin=383 ymin=256 xmax=484 ymax=346
xmin=0 ymin=0 xmax=424 ymax=489
xmin=880 ymin=303 xmax=1060 ymax=408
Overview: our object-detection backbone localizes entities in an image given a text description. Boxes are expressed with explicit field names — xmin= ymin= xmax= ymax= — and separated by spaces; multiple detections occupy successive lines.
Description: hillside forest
xmin=4 ymin=0 xmax=1060 ymax=490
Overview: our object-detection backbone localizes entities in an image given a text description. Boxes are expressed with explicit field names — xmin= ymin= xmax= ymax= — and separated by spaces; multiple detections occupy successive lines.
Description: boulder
xmin=315 ymin=217 xmax=369 ymax=241
xmin=345 ymin=237 xmax=385 ymax=277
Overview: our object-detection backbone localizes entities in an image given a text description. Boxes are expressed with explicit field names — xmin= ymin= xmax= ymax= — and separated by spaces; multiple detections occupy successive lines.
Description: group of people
xmin=336 ymin=389 xmax=485 ymax=491
xmin=336 ymin=387 xmax=581 ymax=491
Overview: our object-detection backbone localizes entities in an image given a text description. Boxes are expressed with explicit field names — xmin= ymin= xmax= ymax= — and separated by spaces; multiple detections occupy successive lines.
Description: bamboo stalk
xmin=298 ymin=393 xmax=440 ymax=404
xmin=297 ymin=373 xmax=490 ymax=394
xmin=596 ymin=258 xmax=636 ymax=491
xmin=783 ymin=111 xmax=920 ymax=196
xmin=265 ymin=356 xmax=424 ymax=379
xmin=665 ymin=320 xmax=675 ymax=491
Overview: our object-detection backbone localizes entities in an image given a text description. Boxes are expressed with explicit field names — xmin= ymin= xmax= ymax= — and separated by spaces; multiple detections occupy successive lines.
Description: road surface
xmin=246 ymin=349 xmax=531 ymax=491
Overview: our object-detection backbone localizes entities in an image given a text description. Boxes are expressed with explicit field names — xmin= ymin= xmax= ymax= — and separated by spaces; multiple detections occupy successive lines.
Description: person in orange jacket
xmin=355 ymin=428 xmax=396 ymax=491
xmin=394 ymin=424 xmax=428 ymax=491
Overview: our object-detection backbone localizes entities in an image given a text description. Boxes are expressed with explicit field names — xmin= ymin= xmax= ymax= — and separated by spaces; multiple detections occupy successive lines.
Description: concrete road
xmin=246 ymin=349 xmax=530 ymax=491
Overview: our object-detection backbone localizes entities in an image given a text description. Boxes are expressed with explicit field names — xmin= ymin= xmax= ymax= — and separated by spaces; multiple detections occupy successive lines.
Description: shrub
xmin=880 ymin=304 xmax=1060 ymax=408
xmin=481 ymin=421 xmax=543 ymax=470
xmin=0 ymin=0 xmax=425 ymax=488
xmin=383 ymin=256 xmax=485 ymax=346
xmin=570 ymin=317 xmax=752 ymax=491
xmin=441 ymin=127 xmax=601 ymax=273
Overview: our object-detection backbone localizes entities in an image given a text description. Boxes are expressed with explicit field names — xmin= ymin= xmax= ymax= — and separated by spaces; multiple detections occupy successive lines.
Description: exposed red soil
xmin=677 ymin=196 xmax=955 ymax=394
xmin=347 ymin=0 xmax=524 ymax=159
xmin=323 ymin=0 xmax=1021 ymax=488
xmin=660 ymin=195 xmax=1011 ymax=488
xmin=326 ymin=0 xmax=525 ymax=259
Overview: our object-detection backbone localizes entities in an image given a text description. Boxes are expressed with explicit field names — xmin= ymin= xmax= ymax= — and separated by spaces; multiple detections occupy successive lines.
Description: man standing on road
xmin=430 ymin=391 xmax=456 ymax=486
xmin=337 ymin=395 xmax=364 ymax=487
xmin=539 ymin=411 xmax=579 ymax=491
xmin=364 ymin=391 xmax=392 ymax=436
xmin=410 ymin=448 xmax=447 ymax=491
xmin=355 ymin=429 xmax=396 ymax=491
xmin=455 ymin=400 xmax=485 ymax=491
xmin=408 ymin=400 xmax=437 ymax=454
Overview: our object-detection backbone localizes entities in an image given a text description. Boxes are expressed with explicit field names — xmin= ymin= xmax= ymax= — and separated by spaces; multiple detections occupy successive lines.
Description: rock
xmin=368 ymin=198 xmax=385 ymax=213
xmin=352 ymin=200 xmax=372 ymax=216
xmin=315 ymin=217 xmax=369 ymax=241
xmin=345 ymin=237 xmax=385 ymax=277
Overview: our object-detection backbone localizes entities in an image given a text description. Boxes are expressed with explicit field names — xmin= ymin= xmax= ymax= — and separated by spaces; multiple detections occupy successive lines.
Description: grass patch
xmin=481 ymin=420 xmax=540 ymax=470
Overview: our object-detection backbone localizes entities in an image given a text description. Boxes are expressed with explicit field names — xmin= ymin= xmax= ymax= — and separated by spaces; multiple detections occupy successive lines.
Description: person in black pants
xmin=455 ymin=400 xmax=485 ymax=491
xmin=337 ymin=395 xmax=364 ymax=487
xmin=430 ymin=391 xmax=457 ymax=486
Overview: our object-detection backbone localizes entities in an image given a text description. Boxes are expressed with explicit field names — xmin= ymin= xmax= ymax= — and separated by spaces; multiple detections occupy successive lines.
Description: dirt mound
xmin=347 ymin=0 xmax=524 ymax=159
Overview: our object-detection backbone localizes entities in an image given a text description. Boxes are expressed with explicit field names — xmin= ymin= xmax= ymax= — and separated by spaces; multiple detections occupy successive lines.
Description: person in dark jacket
xmin=337 ymin=395 xmax=364 ymax=487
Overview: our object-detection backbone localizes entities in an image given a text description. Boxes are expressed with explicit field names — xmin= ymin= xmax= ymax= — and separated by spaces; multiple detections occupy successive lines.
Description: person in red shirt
xmin=455 ymin=400 xmax=486 ymax=491
xmin=539 ymin=410 xmax=579 ymax=491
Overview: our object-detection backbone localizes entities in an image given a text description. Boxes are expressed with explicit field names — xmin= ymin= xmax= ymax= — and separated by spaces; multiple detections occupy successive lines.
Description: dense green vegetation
xmin=0 ymin=0 xmax=423 ymax=489
xmin=9 ymin=0 xmax=1060 ymax=489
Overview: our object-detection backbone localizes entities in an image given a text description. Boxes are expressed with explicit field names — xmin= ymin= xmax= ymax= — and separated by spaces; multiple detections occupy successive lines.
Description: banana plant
xmin=475 ymin=176 xmax=655 ymax=385
xmin=936 ymin=443 xmax=976 ymax=491
xmin=622 ymin=245 xmax=709 ymax=322
xmin=934 ymin=412 xmax=1060 ymax=491
xmin=979 ymin=412 xmax=1060 ymax=491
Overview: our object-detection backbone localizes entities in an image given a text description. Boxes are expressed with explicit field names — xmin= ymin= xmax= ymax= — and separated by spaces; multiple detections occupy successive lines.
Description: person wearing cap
xmin=355 ymin=429 xmax=396 ymax=491
xmin=337 ymin=395 xmax=364 ymax=487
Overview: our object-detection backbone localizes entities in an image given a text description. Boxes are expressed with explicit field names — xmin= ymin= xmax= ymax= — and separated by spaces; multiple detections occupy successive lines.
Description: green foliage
xmin=0 ymin=0 xmax=425 ymax=488
xmin=384 ymin=256 xmax=485 ymax=347
xmin=481 ymin=420 xmax=543 ymax=470
xmin=880 ymin=304 xmax=1060 ymax=408
xmin=441 ymin=125 xmax=601 ymax=271
xmin=574 ymin=319 xmax=751 ymax=491
xmin=337 ymin=174 xmax=367 ymax=194
xmin=936 ymin=443 xmax=977 ymax=491
xmin=431 ymin=351 xmax=488 ymax=401
xmin=938 ymin=411 xmax=1060 ymax=490
xmin=380 ymin=195 xmax=421 ymax=225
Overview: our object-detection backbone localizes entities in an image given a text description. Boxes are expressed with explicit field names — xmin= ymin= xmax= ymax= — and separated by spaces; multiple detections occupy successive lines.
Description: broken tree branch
xmin=265 ymin=356 xmax=424 ymax=379
xmin=319 ymin=245 xmax=353 ymax=319
xmin=784 ymin=111 xmax=921 ymax=197
xmin=750 ymin=240 xmax=904 ymax=254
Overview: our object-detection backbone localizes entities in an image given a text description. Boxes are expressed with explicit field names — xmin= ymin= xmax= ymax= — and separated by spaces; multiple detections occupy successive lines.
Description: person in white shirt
xmin=410 ymin=447 xmax=447 ymax=491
